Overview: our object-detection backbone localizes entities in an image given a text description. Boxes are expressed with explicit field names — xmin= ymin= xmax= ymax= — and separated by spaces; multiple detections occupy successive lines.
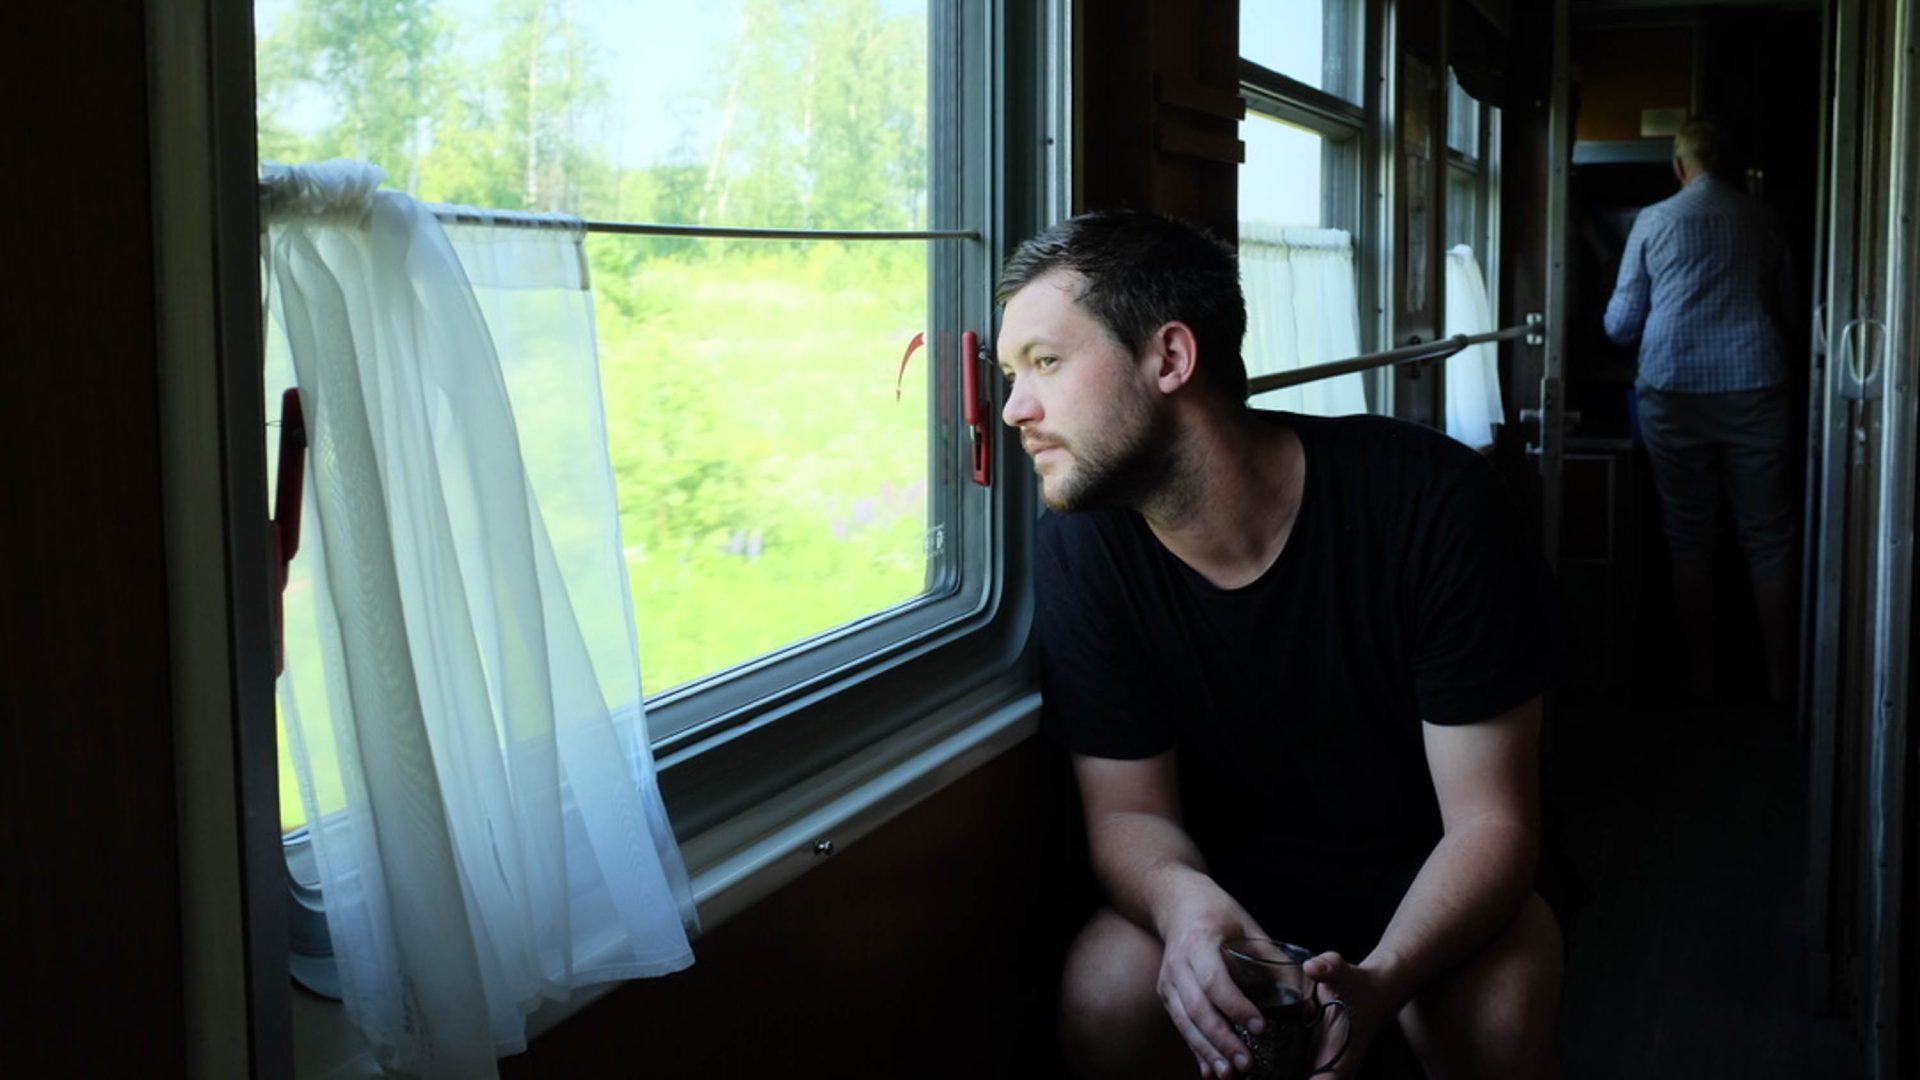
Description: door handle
xmin=1838 ymin=317 xmax=1886 ymax=401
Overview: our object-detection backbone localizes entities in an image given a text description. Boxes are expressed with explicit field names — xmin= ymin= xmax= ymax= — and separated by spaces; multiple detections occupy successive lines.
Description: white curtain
xmin=1239 ymin=224 xmax=1369 ymax=416
xmin=263 ymin=160 xmax=695 ymax=1078
xmin=1443 ymin=243 xmax=1506 ymax=449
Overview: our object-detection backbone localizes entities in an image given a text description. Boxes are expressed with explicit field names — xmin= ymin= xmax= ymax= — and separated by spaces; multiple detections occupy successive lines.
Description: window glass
xmin=1241 ymin=0 xmax=1361 ymax=104
xmin=594 ymin=233 xmax=942 ymax=693
xmin=1446 ymin=70 xmax=1479 ymax=158
xmin=259 ymin=0 xmax=969 ymax=831
xmin=1239 ymin=111 xmax=1368 ymax=417
xmin=1446 ymin=166 xmax=1479 ymax=252
xmin=1241 ymin=112 xmax=1326 ymax=227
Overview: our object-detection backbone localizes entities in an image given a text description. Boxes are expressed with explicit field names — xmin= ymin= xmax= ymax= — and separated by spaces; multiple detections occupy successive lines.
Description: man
xmin=996 ymin=210 xmax=1564 ymax=1079
xmin=1603 ymin=119 xmax=1799 ymax=705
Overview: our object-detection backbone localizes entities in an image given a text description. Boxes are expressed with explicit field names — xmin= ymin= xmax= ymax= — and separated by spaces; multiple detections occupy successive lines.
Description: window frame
xmin=1445 ymin=70 xmax=1503 ymax=320
xmin=623 ymin=0 xmax=997 ymax=750
xmin=181 ymin=0 xmax=1067 ymax=1067
xmin=1238 ymin=0 xmax=1389 ymax=410
xmin=1241 ymin=0 xmax=1367 ymax=107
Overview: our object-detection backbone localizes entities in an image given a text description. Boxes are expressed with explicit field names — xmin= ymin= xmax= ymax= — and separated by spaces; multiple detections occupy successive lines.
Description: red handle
xmin=271 ymin=388 xmax=307 ymax=676
xmin=962 ymin=330 xmax=990 ymax=485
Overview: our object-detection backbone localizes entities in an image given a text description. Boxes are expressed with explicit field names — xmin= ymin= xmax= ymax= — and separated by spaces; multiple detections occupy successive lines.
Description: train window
xmin=257 ymin=0 xmax=1027 ymax=846
xmin=1241 ymin=0 xmax=1365 ymax=106
xmin=1440 ymin=69 xmax=1503 ymax=449
xmin=1239 ymin=0 xmax=1379 ymax=414
xmin=1445 ymin=71 xmax=1501 ymax=290
xmin=1446 ymin=69 xmax=1480 ymax=158
xmin=1239 ymin=114 xmax=1370 ymax=416
xmin=1243 ymin=113 xmax=1330 ymax=227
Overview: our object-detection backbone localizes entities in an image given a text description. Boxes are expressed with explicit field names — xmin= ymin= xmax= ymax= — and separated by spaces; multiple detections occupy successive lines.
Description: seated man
xmin=995 ymin=210 xmax=1565 ymax=1079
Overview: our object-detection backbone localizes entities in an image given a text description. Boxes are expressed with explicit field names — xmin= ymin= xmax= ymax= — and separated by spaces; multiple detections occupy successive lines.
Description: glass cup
xmin=1219 ymin=938 xmax=1351 ymax=1080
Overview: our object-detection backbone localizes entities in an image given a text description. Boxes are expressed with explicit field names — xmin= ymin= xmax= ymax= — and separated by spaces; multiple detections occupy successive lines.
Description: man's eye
xmin=1035 ymin=355 xmax=1059 ymax=370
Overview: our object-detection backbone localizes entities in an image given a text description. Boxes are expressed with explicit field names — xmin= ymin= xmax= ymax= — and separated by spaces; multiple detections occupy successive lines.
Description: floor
xmin=1547 ymin=694 xmax=1865 ymax=1079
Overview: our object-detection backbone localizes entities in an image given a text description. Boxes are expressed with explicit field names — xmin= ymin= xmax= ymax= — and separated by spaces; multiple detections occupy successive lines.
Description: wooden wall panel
xmin=502 ymin=738 xmax=1094 ymax=1078
xmin=3 ymin=4 xmax=188 ymax=1076
xmin=1078 ymin=0 xmax=1239 ymax=237
xmin=1572 ymin=25 xmax=1694 ymax=144
xmin=1392 ymin=0 xmax=1448 ymax=427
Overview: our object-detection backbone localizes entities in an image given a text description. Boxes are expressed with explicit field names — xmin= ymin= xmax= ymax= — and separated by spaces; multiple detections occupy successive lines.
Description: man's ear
xmin=1148 ymin=321 xmax=1201 ymax=395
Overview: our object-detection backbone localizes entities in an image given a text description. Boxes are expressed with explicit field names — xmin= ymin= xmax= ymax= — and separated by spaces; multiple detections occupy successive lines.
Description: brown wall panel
xmin=1078 ymin=0 xmax=1239 ymax=236
xmin=3 ymin=5 xmax=188 ymax=1076
xmin=503 ymin=738 xmax=1093 ymax=1078
xmin=1572 ymin=25 xmax=1694 ymax=144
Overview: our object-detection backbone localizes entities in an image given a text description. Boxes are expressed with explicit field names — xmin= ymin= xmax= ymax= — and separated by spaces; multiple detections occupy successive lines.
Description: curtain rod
xmin=546 ymin=218 xmax=980 ymax=243
xmin=1247 ymin=321 xmax=1538 ymax=396
xmin=256 ymin=179 xmax=980 ymax=242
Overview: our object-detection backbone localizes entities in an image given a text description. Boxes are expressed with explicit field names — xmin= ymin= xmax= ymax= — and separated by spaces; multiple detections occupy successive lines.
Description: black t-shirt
xmin=1036 ymin=411 xmax=1564 ymax=955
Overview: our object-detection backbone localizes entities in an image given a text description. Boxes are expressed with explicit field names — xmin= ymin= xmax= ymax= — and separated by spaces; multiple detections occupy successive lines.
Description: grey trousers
xmin=1636 ymin=384 xmax=1797 ymax=583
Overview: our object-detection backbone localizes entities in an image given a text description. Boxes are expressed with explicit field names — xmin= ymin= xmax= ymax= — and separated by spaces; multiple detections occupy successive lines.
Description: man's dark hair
xmin=995 ymin=209 xmax=1249 ymax=403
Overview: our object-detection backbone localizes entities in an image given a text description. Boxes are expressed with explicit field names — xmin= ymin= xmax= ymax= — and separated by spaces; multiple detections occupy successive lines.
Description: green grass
xmin=278 ymin=239 xmax=935 ymax=832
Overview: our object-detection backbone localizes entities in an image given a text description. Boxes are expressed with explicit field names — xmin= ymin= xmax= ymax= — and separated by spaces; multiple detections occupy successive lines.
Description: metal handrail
xmin=1246 ymin=321 xmax=1537 ymax=395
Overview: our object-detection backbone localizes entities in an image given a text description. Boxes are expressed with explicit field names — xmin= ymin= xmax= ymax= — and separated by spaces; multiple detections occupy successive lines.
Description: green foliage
xmin=265 ymin=0 xmax=935 ymax=831
xmin=258 ymin=0 xmax=451 ymax=191
xmin=704 ymin=0 xmax=929 ymax=229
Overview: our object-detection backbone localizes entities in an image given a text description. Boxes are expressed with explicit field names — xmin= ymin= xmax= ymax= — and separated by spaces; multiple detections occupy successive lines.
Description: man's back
xmin=1603 ymin=175 xmax=1794 ymax=392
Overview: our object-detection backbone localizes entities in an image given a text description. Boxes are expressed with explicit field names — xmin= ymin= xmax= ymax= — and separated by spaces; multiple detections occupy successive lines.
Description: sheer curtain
xmin=263 ymin=160 xmax=695 ymax=1078
xmin=1240 ymin=225 xmax=1369 ymax=416
xmin=1443 ymin=243 xmax=1506 ymax=449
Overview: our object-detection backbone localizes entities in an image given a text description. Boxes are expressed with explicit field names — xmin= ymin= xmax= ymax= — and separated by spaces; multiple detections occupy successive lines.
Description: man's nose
xmin=1001 ymin=377 xmax=1039 ymax=428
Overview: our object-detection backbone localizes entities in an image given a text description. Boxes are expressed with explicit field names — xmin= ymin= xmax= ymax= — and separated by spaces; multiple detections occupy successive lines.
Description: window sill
xmin=290 ymin=689 xmax=1041 ymax=1077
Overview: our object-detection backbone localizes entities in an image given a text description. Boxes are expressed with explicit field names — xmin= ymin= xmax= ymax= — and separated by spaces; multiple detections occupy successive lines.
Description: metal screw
xmin=813 ymin=839 xmax=834 ymax=856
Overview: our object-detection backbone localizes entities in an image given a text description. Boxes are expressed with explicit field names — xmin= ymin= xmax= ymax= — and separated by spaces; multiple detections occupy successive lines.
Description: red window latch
xmin=962 ymin=329 xmax=991 ymax=486
xmin=270 ymin=388 xmax=306 ymax=677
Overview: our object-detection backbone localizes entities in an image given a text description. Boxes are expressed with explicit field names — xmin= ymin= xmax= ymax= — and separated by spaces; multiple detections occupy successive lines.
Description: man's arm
xmin=1303 ymin=696 xmax=1542 ymax=1037
xmin=1075 ymin=751 xmax=1272 ymax=1078
xmin=1603 ymin=215 xmax=1652 ymax=345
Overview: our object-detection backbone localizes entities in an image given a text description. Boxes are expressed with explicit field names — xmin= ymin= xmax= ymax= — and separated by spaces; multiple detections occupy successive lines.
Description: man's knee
xmin=1401 ymin=892 xmax=1564 ymax=1080
xmin=1059 ymin=909 xmax=1185 ymax=1077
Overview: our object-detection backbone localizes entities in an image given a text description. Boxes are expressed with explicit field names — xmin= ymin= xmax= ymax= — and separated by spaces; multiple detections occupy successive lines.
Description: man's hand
xmin=1153 ymin=883 xmax=1272 ymax=1078
xmin=1298 ymin=951 xmax=1400 ymax=1078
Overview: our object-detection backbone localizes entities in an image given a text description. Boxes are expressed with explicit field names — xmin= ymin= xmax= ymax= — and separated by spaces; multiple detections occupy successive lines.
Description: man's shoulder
xmin=1668 ymin=177 xmax=1771 ymax=220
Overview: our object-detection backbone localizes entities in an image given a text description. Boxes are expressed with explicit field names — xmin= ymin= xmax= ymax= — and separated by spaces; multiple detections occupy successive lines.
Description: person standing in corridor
xmin=1604 ymin=119 xmax=1800 ymax=707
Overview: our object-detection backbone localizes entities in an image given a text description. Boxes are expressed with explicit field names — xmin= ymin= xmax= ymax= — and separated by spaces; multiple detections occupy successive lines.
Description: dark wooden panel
xmin=1077 ymin=0 xmax=1239 ymax=236
xmin=1488 ymin=0 xmax=1554 ymax=507
xmin=1572 ymin=25 xmax=1695 ymax=144
xmin=2 ymin=4 xmax=187 ymax=1077
xmin=502 ymin=737 xmax=1094 ymax=1078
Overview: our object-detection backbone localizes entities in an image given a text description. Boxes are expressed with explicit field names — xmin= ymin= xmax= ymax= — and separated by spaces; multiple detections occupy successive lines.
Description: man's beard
xmin=1040 ymin=389 xmax=1176 ymax=513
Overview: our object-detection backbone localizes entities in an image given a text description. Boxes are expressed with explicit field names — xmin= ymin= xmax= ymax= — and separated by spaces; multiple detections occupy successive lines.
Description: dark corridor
xmin=1549 ymin=697 xmax=1863 ymax=1079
